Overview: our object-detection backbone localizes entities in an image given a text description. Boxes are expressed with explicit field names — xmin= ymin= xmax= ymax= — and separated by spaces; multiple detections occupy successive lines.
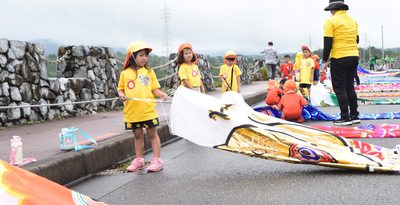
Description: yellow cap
xmin=224 ymin=50 xmax=237 ymax=58
xmin=126 ymin=41 xmax=152 ymax=54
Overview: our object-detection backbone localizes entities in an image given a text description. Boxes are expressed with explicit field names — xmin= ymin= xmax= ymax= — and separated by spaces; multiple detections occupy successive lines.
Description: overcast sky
xmin=1 ymin=0 xmax=399 ymax=55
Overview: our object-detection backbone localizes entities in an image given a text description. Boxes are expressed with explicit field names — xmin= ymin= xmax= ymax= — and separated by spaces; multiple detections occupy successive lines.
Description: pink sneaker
xmin=127 ymin=158 xmax=144 ymax=172
xmin=147 ymin=158 xmax=163 ymax=172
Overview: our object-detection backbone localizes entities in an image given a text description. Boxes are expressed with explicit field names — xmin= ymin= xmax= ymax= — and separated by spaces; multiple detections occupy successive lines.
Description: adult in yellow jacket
xmin=322 ymin=0 xmax=360 ymax=126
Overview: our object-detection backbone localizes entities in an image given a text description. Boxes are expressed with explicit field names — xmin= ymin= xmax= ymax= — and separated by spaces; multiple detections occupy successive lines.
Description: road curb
xmin=22 ymin=90 xmax=266 ymax=185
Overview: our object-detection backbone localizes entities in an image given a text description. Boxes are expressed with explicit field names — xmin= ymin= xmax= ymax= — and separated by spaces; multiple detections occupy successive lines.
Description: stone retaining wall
xmin=0 ymin=39 xmax=120 ymax=127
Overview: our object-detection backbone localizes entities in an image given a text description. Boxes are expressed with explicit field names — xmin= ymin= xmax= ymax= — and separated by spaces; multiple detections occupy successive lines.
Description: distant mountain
xmin=31 ymin=38 xmax=63 ymax=55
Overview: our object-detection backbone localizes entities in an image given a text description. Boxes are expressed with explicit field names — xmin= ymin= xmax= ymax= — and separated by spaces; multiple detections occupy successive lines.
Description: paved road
xmin=72 ymin=103 xmax=400 ymax=205
xmin=0 ymin=82 xmax=266 ymax=162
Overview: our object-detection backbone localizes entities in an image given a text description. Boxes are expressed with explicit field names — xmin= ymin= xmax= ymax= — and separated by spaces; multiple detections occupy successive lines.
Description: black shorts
xmin=125 ymin=118 xmax=159 ymax=130
xmin=313 ymin=69 xmax=320 ymax=81
xmin=299 ymin=83 xmax=311 ymax=89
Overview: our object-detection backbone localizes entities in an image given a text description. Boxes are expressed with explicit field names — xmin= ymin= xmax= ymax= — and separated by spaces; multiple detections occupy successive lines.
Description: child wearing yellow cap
xmin=117 ymin=41 xmax=168 ymax=173
xmin=219 ymin=50 xmax=242 ymax=93
xmin=177 ymin=43 xmax=205 ymax=93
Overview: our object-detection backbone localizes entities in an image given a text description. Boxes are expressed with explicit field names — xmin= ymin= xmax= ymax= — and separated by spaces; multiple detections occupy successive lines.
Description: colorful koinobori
xmin=310 ymin=83 xmax=400 ymax=107
xmin=357 ymin=66 xmax=400 ymax=76
xmin=311 ymin=124 xmax=400 ymax=138
xmin=0 ymin=160 xmax=107 ymax=205
xmin=170 ymin=86 xmax=400 ymax=173
xmin=254 ymin=104 xmax=400 ymax=121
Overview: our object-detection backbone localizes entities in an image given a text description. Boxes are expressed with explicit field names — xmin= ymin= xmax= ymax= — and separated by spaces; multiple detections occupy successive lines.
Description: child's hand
xmin=160 ymin=93 xmax=169 ymax=101
xmin=119 ymin=95 xmax=126 ymax=102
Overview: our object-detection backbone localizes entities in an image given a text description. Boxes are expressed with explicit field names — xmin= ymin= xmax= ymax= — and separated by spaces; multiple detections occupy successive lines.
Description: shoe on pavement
xmin=147 ymin=158 xmax=163 ymax=172
xmin=127 ymin=158 xmax=145 ymax=172
xmin=333 ymin=118 xmax=352 ymax=126
xmin=350 ymin=116 xmax=361 ymax=124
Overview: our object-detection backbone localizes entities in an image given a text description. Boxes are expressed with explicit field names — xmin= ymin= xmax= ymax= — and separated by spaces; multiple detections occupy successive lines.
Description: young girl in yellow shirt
xmin=117 ymin=41 xmax=168 ymax=172
xmin=219 ymin=50 xmax=242 ymax=93
xmin=298 ymin=45 xmax=315 ymax=100
xmin=177 ymin=43 xmax=205 ymax=93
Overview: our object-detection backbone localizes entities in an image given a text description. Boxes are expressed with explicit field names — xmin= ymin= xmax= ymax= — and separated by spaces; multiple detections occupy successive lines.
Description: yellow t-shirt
xmin=299 ymin=58 xmax=314 ymax=84
xmin=117 ymin=67 xmax=160 ymax=122
xmin=178 ymin=63 xmax=202 ymax=87
xmin=323 ymin=11 xmax=359 ymax=59
xmin=219 ymin=64 xmax=242 ymax=93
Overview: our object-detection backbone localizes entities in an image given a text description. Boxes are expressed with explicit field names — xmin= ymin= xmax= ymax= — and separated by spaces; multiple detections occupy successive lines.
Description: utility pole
xmin=381 ymin=25 xmax=384 ymax=58
xmin=161 ymin=1 xmax=172 ymax=61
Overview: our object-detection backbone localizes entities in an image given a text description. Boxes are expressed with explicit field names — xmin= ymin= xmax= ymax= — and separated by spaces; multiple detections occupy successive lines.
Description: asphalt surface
xmin=72 ymin=102 xmax=400 ymax=205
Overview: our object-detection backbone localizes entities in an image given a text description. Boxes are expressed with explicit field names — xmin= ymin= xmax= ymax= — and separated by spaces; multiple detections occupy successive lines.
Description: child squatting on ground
xmin=265 ymin=80 xmax=284 ymax=110
xmin=219 ymin=50 xmax=242 ymax=93
xmin=278 ymin=80 xmax=308 ymax=123
xmin=117 ymin=41 xmax=169 ymax=172
xmin=177 ymin=43 xmax=206 ymax=93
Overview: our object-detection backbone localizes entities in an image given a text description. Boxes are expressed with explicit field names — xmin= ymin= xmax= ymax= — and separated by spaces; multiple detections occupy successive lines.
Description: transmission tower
xmin=161 ymin=1 xmax=172 ymax=60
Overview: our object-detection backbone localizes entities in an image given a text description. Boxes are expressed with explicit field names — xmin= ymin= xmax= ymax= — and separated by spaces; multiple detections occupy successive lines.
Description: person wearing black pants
xmin=330 ymin=57 xmax=359 ymax=124
xmin=322 ymin=0 xmax=360 ymax=126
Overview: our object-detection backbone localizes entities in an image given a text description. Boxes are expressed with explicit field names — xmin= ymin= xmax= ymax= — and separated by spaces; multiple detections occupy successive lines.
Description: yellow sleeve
xmin=117 ymin=71 xmax=125 ymax=91
xmin=219 ymin=65 xmax=224 ymax=75
xmin=310 ymin=59 xmax=315 ymax=68
xmin=150 ymin=69 xmax=161 ymax=90
xmin=235 ymin=65 xmax=242 ymax=76
xmin=178 ymin=65 xmax=188 ymax=80
xmin=323 ymin=19 xmax=333 ymax=37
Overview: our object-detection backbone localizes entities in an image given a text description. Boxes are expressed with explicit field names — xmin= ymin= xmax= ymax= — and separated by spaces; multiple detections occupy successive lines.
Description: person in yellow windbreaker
xmin=117 ymin=41 xmax=168 ymax=172
xmin=322 ymin=0 xmax=360 ymax=126
xmin=177 ymin=43 xmax=205 ymax=93
xmin=219 ymin=50 xmax=242 ymax=93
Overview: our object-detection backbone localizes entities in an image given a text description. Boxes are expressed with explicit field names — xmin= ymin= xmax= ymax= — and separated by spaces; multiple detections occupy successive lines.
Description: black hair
xmin=177 ymin=49 xmax=196 ymax=65
xmin=127 ymin=49 xmax=151 ymax=70
xmin=268 ymin=42 xmax=273 ymax=46
xmin=284 ymin=54 xmax=290 ymax=58
xmin=127 ymin=49 xmax=151 ymax=80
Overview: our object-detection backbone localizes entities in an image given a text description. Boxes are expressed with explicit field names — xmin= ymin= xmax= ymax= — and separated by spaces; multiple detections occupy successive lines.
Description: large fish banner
xmin=0 ymin=160 xmax=106 ymax=205
xmin=170 ymin=86 xmax=400 ymax=173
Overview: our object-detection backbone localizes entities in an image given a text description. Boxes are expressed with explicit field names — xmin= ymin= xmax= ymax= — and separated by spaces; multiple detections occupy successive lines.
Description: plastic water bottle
xmin=59 ymin=128 xmax=73 ymax=150
xmin=10 ymin=136 xmax=23 ymax=165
